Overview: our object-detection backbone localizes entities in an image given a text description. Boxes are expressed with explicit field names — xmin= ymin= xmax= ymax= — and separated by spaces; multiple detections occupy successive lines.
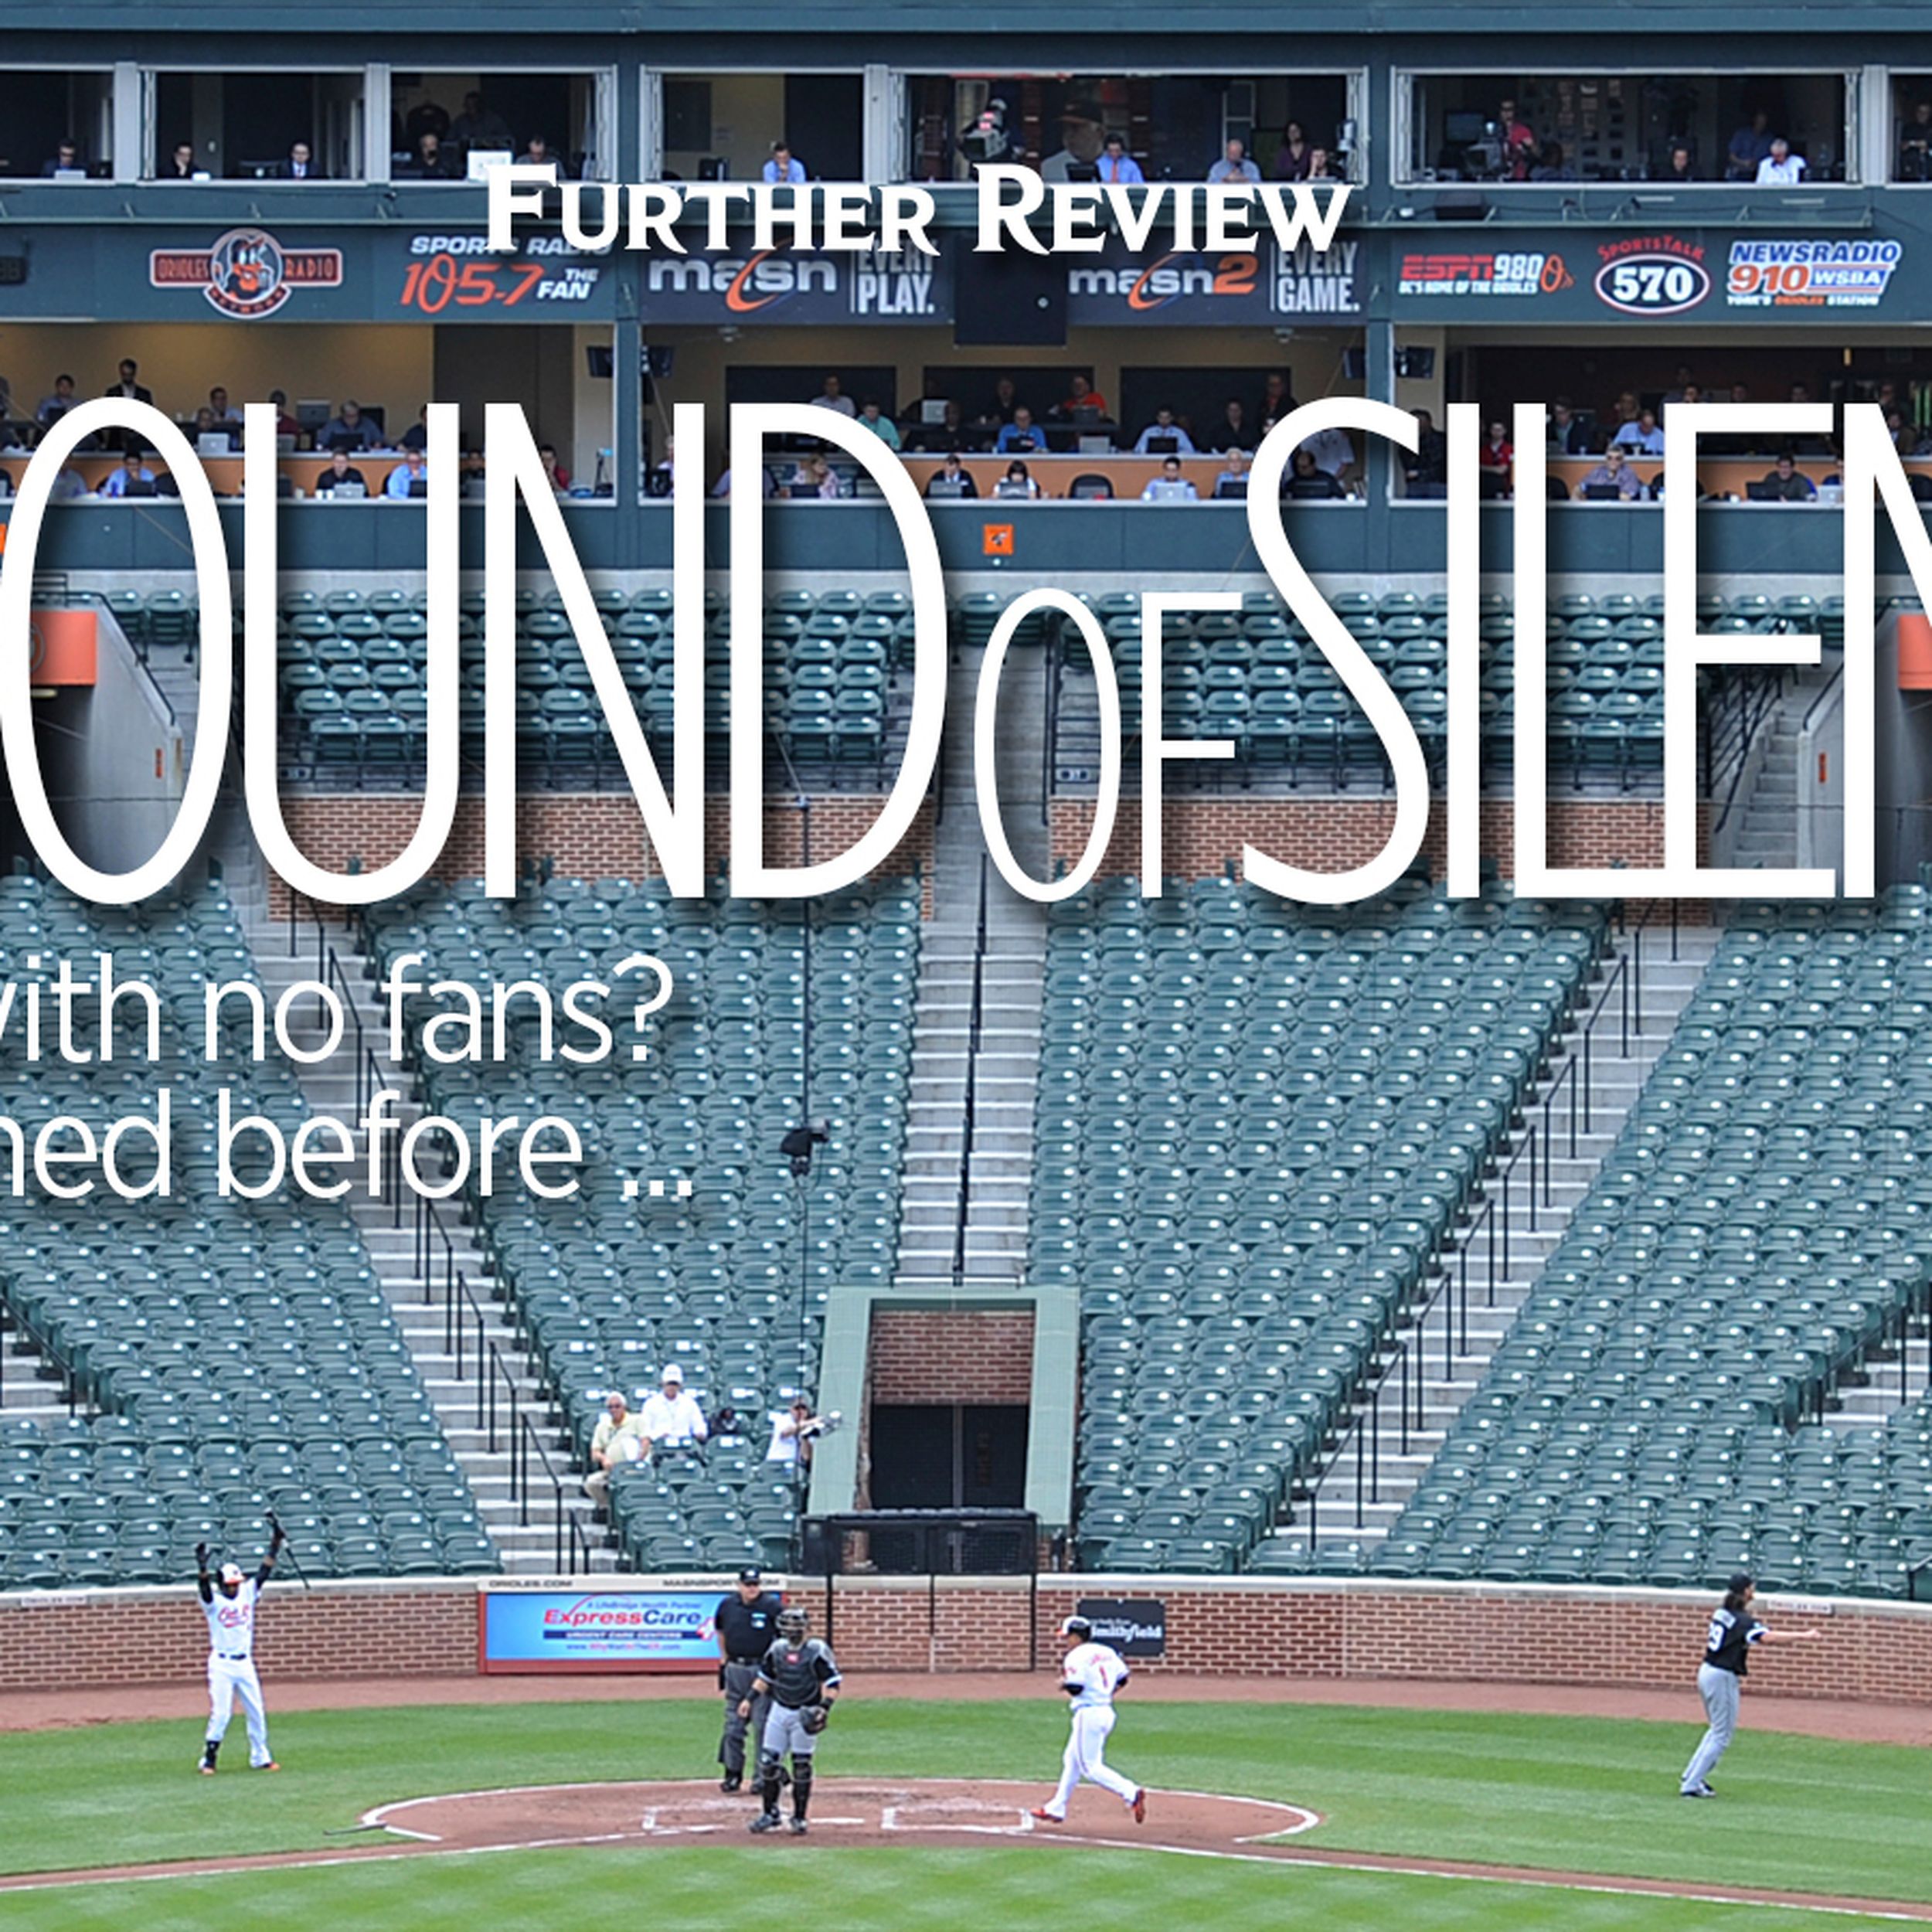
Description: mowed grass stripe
xmin=0 ymin=1698 xmax=1922 ymax=1906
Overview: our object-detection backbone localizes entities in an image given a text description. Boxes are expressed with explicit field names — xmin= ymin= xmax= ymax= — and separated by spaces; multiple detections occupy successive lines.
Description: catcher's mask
xmin=777 ymin=1607 xmax=808 ymax=1642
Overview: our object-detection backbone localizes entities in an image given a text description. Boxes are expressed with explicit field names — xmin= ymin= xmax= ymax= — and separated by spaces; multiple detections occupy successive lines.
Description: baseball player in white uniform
xmin=1031 ymin=1614 xmax=1146 ymax=1825
xmin=196 ymin=1528 xmax=284 ymax=1774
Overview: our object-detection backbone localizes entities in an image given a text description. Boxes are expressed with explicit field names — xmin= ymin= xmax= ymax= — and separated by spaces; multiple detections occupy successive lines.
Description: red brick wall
xmin=1049 ymin=797 xmax=1713 ymax=920
xmin=868 ymin=1311 xmax=1036 ymax=1406
xmin=0 ymin=1582 xmax=474 ymax=1690
xmin=9 ymin=1577 xmax=1930 ymax=1701
xmin=270 ymin=797 xmax=935 ymax=919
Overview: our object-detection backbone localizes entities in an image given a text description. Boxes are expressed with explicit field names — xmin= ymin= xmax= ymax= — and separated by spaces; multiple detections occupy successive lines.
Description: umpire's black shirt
xmin=716 ymin=1592 xmax=783 ymax=1662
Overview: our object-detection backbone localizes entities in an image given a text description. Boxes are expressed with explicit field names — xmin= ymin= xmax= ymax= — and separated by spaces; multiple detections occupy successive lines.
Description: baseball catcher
xmin=195 ymin=1524 xmax=284 ymax=1774
xmin=739 ymin=1604 xmax=841 ymax=1835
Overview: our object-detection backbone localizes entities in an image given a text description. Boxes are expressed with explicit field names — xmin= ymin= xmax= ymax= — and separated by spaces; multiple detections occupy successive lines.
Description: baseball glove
xmin=800 ymin=1704 xmax=831 ymax=1734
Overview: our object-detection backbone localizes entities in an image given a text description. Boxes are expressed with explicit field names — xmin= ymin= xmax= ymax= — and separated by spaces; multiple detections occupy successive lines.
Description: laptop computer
xmin=919 ymin=400 xmax=951 ymax=425
xmin=1144 ymin=435 xmax=1180 ymax=456
xmin=1582 ymin=483 xmax=1623 ymax=501
xmin=197 ymin=432 xmax=232 ymax=456
xmin=993 ymin=480 xmax=1034 ymax=499
xmin=275 ymin=433 xmax=298 ymax=455
xmin=124 ymin=478 xmax=158 ymax=497
xmin=925 ymin=476 xmax=969 ymax=498
xmin=1745 ymin=481 xmax=1782 ymax=502
xmin=1213 ymin=478 xmax=1250 ymax=499
xmin=328 ymin=480 xmax=367 ymax=499
xmin=1143 ymin=480 xmax=1194 ymax=502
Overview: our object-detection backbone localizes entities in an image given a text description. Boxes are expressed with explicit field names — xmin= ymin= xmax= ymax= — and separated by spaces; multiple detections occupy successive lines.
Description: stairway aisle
xmin=245 ymin=910 xmax=614 ymax=1574
xmin=896 ymin=641 xmax=1051 ymax=1283
xmin=1264 ymin=923 xmax=1723 ymax=1556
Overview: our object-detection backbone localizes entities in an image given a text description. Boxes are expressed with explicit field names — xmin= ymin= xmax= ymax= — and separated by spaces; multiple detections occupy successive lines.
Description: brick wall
xmin=0 ymin=1580 xmax=474 ymax=1690
xmin=868 ymin=1311 xmax=1036 ymax=1406
xmin=9 ymin=1577 xmax=1930 ymax=1701
xmin=270 ymin=796 xmax=935 ymax=919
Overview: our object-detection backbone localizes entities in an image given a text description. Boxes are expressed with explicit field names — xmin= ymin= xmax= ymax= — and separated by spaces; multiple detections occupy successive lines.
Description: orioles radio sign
xmin=149 ymin=228 xmax=345 ymax=318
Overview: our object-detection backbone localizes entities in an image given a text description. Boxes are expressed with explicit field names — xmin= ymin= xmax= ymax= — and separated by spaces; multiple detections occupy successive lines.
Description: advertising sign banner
xmin=1075 ymin=1597 xmax=1168 ymax=1658
xmin=479 ymin=1585 xmax=726 ymax=1673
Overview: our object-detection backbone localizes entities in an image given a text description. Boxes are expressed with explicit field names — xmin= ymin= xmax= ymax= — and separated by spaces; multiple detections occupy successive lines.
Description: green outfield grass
xmin=0 ymin=1696 xmax=1922 ymax=1930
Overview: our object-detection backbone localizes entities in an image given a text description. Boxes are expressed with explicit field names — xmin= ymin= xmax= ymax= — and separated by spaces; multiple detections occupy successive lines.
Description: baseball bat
xmin=266 ymin=1510 xmax=314 ymax=1593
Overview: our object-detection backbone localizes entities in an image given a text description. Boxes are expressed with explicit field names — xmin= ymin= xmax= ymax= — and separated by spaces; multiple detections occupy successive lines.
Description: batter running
xmin=196 ymin=1526 xmax=284 ymax=1774
xmin=1032 ymin=1614 xmax=1146 ymax=1825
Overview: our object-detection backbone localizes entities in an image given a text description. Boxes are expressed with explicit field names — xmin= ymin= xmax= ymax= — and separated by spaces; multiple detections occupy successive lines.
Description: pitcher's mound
xmin=362 ymin=1777 xmax=1321 ymax=1855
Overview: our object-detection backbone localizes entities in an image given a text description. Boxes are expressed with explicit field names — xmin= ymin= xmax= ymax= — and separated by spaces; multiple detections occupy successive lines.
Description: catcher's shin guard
xmin=791 ymin=1757 xmax=813 ymax=1821
xmin=757 ymin=1751 xmax=783 ymax=1814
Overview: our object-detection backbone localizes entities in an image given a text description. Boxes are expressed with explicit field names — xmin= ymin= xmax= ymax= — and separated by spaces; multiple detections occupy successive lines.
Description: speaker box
xmin=1433 ymin=191 xmax=1488 ymax=221
xmin=953 ymin=239 xmax=1066 ymax=346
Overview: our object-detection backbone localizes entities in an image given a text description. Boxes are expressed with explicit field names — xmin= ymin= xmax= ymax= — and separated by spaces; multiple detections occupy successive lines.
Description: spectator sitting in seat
xmin=786 ymin=454 xmax=844 ymax=498
xmin=1657 ymin=142 xmax=1699 ymax=184
xmin=448 ymin=91 xmax=513 ymax=158
xmin=996 ymin=460 xmax=1042 ymax=499
xmin=1306 ymin=146 xmax=1339 ymax=182
xmin=1756 ymin=451 xmax=1818 ymax=501
xmin=1039 ymin=100 xmax=1108 ymax=182
xmin=1051 ymin=373 xmax=1111 ymax=419
xmin=406 ymin=97 xmax=451 ymax=148
xmin=1276 ymin=121 xmax=1312 ymax=180
xmin=314 ymin=449 xmax=369 ymax=495
xmin=1287 ymin=447 xmax=1346 ymax=498
xmin=809 ymin=373 xmax=856 ymax=417
xmin=519 ymin=134 xmax=565 ymax=173
xmin=104 ymin=359 xmax=153 ymax=406
xmin=267 ymin=390 xmax=301 ymax=440
xmin=539 ymin=442 xmax=572 ymax=491
xmin=978 ymin=376 xmax=1022 ymax=426
xmin=1207 ymin=137 xmax=1262 ymax=184
xmin=1578 ymin=446 xmax=1644 ymax=499
xmin=399 ymin=403 xmax=430 ymax=451
xmin=1611 ymin=408 xmax=1666 ymax=457
xmin=1141 ymin=454 xmax=1198 ymax=502
xmin=276 ymin=141 xmax=322 ymax=180
xmin=36 ymin=375 xmax=77 ymax=428
xmin=102 ymin=450 xmax=156 ymax=497
xmin=46 ymin=461 xmax=88 ymax=502
xmin=1134 ymin=406 xmax=1197 ymax=455
xmin=995 ymin=406 xmax=1046 ymax=456
xmin=385 ymin=447 xmax=428 ymax=498
xmin=583 ymin=1392 xmax=645 ymax=1512
xmin=763 ymin=141 xmax=808 ymax=185
xmin=324 ymin=400 xmax=381 ymax=451
xmin=1901 ymin=100 xmax=1932 ymax=181
xmin=1530 ymin=139 xmax=1577 ymax=183
xmin=924 ymin=451 xmax=979 ymax=498
xmin=162 ymin=141 xmax=199 ymax=180
xmin=1213 ymin=400 xmax=1256 ymax=452
xmin=1479 ymin=419 xmax=1513 ymax=492
xmin=1096 ymin=132 xmax=1144 ymax=185
xmin=1727 ymin=109 xmax=1773 ymax=180
xmin=207 ymin=387 xmax=235 ymax=425
xmin=1547 ymin=397 xmax=1592 ymax=454
xmin=40 ymin=139 xmax=82 ymax=177
xmin=639 ymin=1364 xmax=708 ymax=1450
xmin=1756 ymin=137 xmax=1807 ymax=185
xmin=857 ymin=398 xmax=902 ymax=450
xmin=1213 ymin=447 xmax=1252 ymax=496
xmin=1299 ymin=419 xmax=1355 ymax=477
xmin=405 ymin=132 xmax=458 ymax=179
xmin=1406 ymin=409 xmax=1448 ymax=492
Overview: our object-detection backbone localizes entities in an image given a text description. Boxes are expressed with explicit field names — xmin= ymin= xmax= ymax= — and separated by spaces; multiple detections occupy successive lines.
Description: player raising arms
xmin=195 ymin=1522 xmax=284 ymax=1774
xmin=1032 ymin=1614 xmax=1146 ymax=1826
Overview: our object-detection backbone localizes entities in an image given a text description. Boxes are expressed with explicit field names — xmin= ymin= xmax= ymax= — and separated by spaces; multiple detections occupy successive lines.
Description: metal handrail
xmin=952 ymin=853 xmax=991 ymax=1286
xmin=520 ymin=1411 xmax=592 ymax=1575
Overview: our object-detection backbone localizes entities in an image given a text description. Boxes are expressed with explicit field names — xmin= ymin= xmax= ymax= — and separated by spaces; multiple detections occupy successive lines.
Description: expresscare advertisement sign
xmin=480 ymin=1586 xmax=725 ymax=1673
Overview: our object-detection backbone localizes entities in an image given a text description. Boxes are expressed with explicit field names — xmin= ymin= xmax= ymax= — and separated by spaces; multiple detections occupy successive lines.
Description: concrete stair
xmin=1266 ymin=923 xmax=1723 ymax=1556
xmin=896 ymin=644 xmax=1049 ymax=1284
xmin=1722 ymin=663 xmax=1835 ymax=874
xmin=243 ymin=909 xmax=614 ymax=1575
